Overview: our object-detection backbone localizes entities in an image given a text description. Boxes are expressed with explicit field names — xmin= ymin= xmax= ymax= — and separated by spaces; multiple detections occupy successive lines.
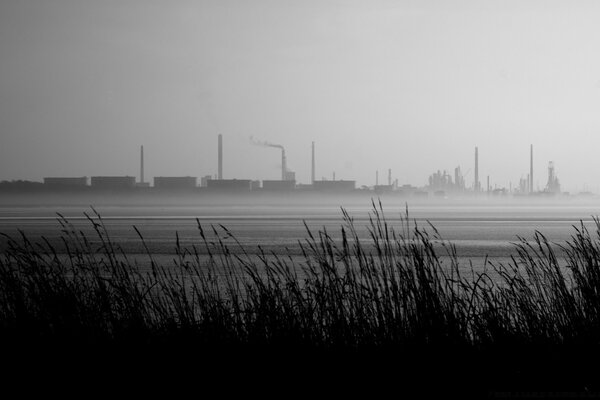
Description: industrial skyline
xmin=0 ymin=136 xmax=571 ymax=197
xmin=2 ymin=4 xmax=600 ymax=394
xmin=0 ymin=133 xmax=578 ymax=193
xmin=2 ymin=2 xmax=600 ymax=194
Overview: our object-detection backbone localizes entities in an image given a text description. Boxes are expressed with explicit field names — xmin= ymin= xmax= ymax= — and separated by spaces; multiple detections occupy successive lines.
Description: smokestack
xmin=487 ymin=175 xmax=490 ymax=193
xmin=218 ymin=134 xmax=223 ymax=180
xmin=376 ymin=170 xmax=379 ymax=186
xmin=530 ymin=144 xmax=533 ymax=194
xmin=311 ymin=142 xmax=315 ymax=185
xmin=140 ymin=145 xmax=144 ymax=184
xmin=281 ymin=148 xmax=286 ymax=180
xmin=474 ymin=146 xmax=479 ymax=192
xmin=249 ymin=137 xmax=286 ymax=180
xmin=388 ymin=169 xmax=391 ymax=186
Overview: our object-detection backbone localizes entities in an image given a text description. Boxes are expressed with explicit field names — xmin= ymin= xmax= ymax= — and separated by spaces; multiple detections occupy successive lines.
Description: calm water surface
xmin=1 ymin=202 xmax=600 ymax=270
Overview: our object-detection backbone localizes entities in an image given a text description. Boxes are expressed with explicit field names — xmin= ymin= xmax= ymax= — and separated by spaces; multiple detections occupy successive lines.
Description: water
xmin=1 ymin=201 xmax=599 ymax=270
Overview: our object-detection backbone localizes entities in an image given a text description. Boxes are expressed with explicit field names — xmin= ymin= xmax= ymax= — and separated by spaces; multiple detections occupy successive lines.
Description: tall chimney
xmin=530 ymin=144 xmax=533 ymax=194
xmin=311 ymin=142 xmax=315 ymax=185
xmin=376 ymin=170 xmax=379 ymax=186
xmin=474 ymin=146 xmax=479 ymax=192
xmin=140 ymin=145 xmax=144 ymax=184
xmin=281 ymin=148 xmax=286 ymax=180
xmin=218 ymin=134 xmax=223 ymax=180
xmin=388 ymin=169 xmax=391 ymax=186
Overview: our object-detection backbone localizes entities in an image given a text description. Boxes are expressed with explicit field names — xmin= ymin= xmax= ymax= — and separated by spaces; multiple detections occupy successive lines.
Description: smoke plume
xmin=249 ymin=136 xmax=284 ymax=150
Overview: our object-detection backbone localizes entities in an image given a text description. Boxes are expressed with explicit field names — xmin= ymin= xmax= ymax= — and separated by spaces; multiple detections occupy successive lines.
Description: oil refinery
xmin=0 ymin=136 xmax=573 ymax=198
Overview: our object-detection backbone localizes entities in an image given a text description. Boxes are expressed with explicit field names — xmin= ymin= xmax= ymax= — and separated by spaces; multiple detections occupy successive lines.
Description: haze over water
xmin=2 ymin=197 xmax=599 ymax=274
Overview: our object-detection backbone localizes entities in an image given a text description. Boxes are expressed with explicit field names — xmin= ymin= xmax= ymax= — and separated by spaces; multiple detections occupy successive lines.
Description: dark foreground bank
xmin=2 ymin=203 xmax=600 ymax=397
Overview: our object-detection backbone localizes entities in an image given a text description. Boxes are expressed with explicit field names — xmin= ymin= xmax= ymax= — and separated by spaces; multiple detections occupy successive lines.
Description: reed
xmin=1 ymin=201 xmax=599 ymax=393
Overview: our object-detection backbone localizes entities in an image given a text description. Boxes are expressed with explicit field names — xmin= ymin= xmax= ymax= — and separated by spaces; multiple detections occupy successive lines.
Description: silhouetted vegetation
xmin=1 ymin=202 xmax=599 ymax=396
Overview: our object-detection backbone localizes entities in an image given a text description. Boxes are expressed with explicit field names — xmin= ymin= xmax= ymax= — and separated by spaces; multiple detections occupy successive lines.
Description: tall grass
xmin=2 ymin=201 xmax=600 ymax=391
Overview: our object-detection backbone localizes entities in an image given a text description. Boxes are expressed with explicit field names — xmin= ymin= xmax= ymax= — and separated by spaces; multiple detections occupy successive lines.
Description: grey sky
xmin=1 ymin=0 xmax=600 ymax=192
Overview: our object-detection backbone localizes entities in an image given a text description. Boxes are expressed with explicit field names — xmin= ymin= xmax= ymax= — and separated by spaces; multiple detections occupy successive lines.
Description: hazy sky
xmin=1 ymin=0 xmax=600 ymax=192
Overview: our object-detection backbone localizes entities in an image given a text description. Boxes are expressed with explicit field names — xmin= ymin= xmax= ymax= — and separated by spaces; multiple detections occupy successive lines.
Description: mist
xmin=1 ymin=1 xmax=600 ymax=193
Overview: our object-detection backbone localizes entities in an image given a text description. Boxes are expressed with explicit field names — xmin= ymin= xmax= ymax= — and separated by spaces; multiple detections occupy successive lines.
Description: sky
xmin=1 ymin=0 xmax=600 ymax=192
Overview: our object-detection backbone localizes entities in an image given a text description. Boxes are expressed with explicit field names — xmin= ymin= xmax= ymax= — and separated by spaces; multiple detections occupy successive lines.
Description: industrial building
xmin=518 ymin=176 xmax=529 ymax=194
xmin=427 ymin=167 xmax=465 ymax=193
xmin=454 ymin=166 xmax=465 ymax=190
xmin=393 ymin=184 xmax=419 ymax=197
xmin=251 ymin=180 xmax=261 ymax=190
xmin=91 ymin=176 xmax=136 ymax=190
xmin=296 ymin=183 xmax=314 ymax=191
xmin=311 ymin=142 xmax=315 ymax=184
xmin=284 ymin=170 xmax=296 ymax=182
xmin=374 ymin=185 xmax=394 ymax=195
xmin=200 ymin=175 xmax=212 ymax=188
xmin=206 ymin=179 xmax=251 ymax=191
xmin=313 ymin=180 xmax=356 ymax=191
xmin=545 ymin=162 xmax=561 ymax=194
xmin=474 ymin=147 xmax=480 ymax=192
xmin=250 ymin=137 xmax=295 ymax=181
xmin=262 ymin=180 xmax=296 ymax=191
xmin=43 ymin=177 xmax=88 ymax=188
xmin=530 ymin=144 xmax=534 ymax=194
xmin=428 ymin=170 xmax=453 ymax=191
xmin=7 ymin=139 xmax=572 ymax=199
xmin=154 ymin=176 xmax=197 ymax=190
xmin=218 ymin=134 xmax=223 ymax=180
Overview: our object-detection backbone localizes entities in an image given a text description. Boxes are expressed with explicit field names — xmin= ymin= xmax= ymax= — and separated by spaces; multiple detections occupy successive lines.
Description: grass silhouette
xmin=1 ymin=201 xmax=599 ymax=396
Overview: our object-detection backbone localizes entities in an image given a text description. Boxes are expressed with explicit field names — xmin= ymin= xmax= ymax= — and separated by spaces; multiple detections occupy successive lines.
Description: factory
xmin=15 ymin=138 xmax=567 ymax=198
xmin=137 ymin=146 xmax=150 ymax=187
xmin=545 ymin=162 xmax=561 ymax=194
xmin=154 ymin=176 xmax=197 ymax=190
xmin=374 ymin=185 xmax=394 ymax=195
xmin=427 ymin=167 xmax=465 ymax=193
xmin=251 ymin=180 xmax=261 ymax=190
xmin=262 ymin=180 xmax=296 ymax=191
xmin=91 ymin=176 xmax=136 ymax=190
xmin=312 ymin=180 xmax=356 ymax=191
xmin=206 ymin=179 xmax=252 ymax=191
xmin=43 ymin=177 xmax=88 ymax=188
xmin=200 ymin=175 xmax=212 ymax=188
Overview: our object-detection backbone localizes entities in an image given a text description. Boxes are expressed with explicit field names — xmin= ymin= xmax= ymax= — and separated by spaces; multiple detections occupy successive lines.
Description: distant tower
xmin=376 ymin=170 xmax=379 ymax=186
xmin=529 ymin=144 xmax=533 ymax=194
xmin=454 ymin=166 xmax=464 ymax=190
xmin=474 ymin=147 xmax=479 ymax=192
xmin=454 ymin=167 xmax=459 ymax=190
xmin=311 ymin=142 xmax=315 ymax=185
xmin=388 ymin=169 xmax=391 ymax=186
xmin=281 ymin=148 xmax=286 ymax=180
xmin=218 ymin=134 xmax=223 ymax=180
xmin=546 ymin=161 xmax=561 ymax=193
xmin=140 ymin=145 xmax=145 ymax=184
